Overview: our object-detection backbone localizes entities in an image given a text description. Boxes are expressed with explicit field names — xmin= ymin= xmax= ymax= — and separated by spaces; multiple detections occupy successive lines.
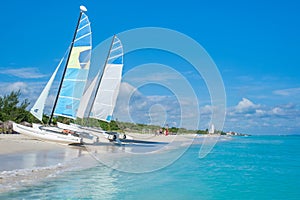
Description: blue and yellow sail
xmin=54 ymin=12 xmax=92 ymax=119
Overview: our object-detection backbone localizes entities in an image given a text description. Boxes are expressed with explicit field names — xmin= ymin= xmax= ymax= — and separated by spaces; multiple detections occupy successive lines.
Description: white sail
xmin=76 ymin=72 xmax=99 ymax=118
xmin=30 ymin=59 xmax=63 ymax=121
xmin=90 ymin=36 xmax=123 ymax=122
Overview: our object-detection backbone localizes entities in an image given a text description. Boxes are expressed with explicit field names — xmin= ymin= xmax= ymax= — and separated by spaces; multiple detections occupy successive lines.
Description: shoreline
xmin=0 ymin=133 xmax=202 ymax=193
xmin=0 ymin=133 xmax=199 ymax=154
xmin=0 ymin=134 xmax=92 ymax=193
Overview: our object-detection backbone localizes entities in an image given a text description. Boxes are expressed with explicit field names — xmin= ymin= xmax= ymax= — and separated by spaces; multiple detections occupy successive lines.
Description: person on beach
xmin=155 ymin=130 xmax=160 ymax=136
xmin=164 ymin=128 xmax=169 ymax=136
xmin=159 ymin=129 xmax=163 ymax=135
xmin=164 ymin=124 xmax=169 ymax=136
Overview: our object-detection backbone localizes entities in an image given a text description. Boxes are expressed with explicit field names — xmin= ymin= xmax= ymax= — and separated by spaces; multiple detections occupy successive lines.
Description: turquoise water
xmin=1 ymin=135 xmax=300 ymax=199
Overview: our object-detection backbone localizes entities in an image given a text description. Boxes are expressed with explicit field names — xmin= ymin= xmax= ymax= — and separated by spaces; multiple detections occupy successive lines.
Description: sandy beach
xmin=0 ymin=133 xmax=199 ymax=156
xmin=0 ymin=134 xmax=90 ymax=193
xmin=0 ymin=133 xmax=201 ymax=193
xmin=124 ymin=132 xmax=198 ymax=141
xmin=0 ymin=134 xmax=74 ymax=155
xmin=85 ymin=133 xmax=200 ymax=173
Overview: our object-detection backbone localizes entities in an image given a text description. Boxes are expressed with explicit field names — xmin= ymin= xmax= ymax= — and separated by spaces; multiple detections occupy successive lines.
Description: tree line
xmin=0 ymin=90 xmax=216 ymax=134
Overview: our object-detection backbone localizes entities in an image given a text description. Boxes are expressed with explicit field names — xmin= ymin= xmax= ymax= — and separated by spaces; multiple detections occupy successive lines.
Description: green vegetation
xmin=196 ymin=129 xmax=208 ymax=134
xmin=0 ymin=90 xmax=227 ymax=135
xmin=0 ymin=90 xmax=33 ymax=123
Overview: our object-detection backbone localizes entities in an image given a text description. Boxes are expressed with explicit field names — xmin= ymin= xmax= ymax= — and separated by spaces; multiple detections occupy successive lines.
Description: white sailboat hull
xmin=56 ymin=122 xmax=129 ymax=144
xmin=13 ymin=123 xmax=82 ymax=145
xmin=76 ymin=125 xmax=132 ymax=140
xmin=57 ymin=122 xmax=81 ymax=132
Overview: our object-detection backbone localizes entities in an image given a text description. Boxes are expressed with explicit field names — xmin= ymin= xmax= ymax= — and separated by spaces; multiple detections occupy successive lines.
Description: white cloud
xmin=0 ymin=67 xmax=47 ymax=79
xmin=0 ymin=81 xmax=57 ymax=114
xmin=224 ymin=98 xmax=300 ymax=134
xmin=118 ymin=82 xmax=142 ymax=97
xmin=2 ymin=79 xmax=300 ymax=134
xmin=273 ymin=87 xmax=300 ymax=96
xmin=255 ymin=109 xmax=266 ymax=116
xmin=0 ymin=81 xmax=40 ymax=97
xmin=114 ymin=82 xmax=200 ymax=128
xmin=200 ymin=105 xmax=213 ymax=115
xmin=5 ymin=82 xmax=28 ymax=93
xmin=271 ymin=107 xmax=284 ymax=115
xmin=234 ymin=98 xmax=260 ymax=113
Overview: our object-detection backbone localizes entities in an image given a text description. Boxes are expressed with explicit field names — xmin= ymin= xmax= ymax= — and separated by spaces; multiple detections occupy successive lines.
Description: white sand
xmin=124 ymin=133 xmax=198 ymax=142
xmin=0 ymin=134 xmax=71 ymax=155
xmin=0 ymin=134 xmax=91 ymax=193
xmin=0 ymin=133 xmax=199 ymax=154
xmin=0 ymin=133 xmax=202 ymax=192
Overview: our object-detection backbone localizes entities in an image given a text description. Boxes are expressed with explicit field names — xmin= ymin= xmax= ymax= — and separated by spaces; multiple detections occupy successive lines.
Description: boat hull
xmin=13 ymin=123 xmax=82 ymax=145
xmin=56 ymin=122 xmax=128 ymax=144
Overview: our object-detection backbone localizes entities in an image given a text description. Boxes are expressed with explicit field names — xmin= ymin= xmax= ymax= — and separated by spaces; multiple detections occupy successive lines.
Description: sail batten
xmin=107 ymin=54 xmax=123 ymax=61
xmin=74 ymin=33 xmax=92 ymax=42
xmin=110 ymin=46 xmax=122 ymax=52
xmin=59 ymin=96 xmax=81 ymax=100
xmin=89 ymin=36 xmax=123 ymax=122
xmin=54 ymin=12 xmax=92 ymax=119
xmin=80 ymin=16 xmax=88 ymax=23
xmin=77 ymin=23 xmax=90 ymax=32
xmin=63 ymin=79 xmax=87 ymax=82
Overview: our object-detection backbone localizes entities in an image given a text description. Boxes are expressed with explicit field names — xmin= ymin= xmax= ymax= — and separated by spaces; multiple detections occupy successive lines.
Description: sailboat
xmin=13 ymin=6 xmax=92 ymax=145
xmin=57 ymin=35 xmax=126 ymax=143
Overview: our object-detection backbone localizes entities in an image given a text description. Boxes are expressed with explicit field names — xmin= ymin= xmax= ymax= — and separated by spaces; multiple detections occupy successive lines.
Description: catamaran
xmin=13 ymin=5 xmax=92 ymax=145
xmin=57 ymin=35 xmax=127 ymax=144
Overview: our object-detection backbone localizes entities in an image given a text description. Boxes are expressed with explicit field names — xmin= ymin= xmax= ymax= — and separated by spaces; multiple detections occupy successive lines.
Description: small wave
xmin=0 ymin=154 xmax=96 ymax=193
xmin=0 ymin=163 xmax=66 ymax=193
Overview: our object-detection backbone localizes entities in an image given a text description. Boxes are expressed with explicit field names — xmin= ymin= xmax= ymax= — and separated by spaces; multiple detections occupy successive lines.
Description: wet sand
xmin=0 ymin=133 xmax=198 ymax=155
xmin=0 ymin=134 xmax=90 ymax=193
xmin=0 ymin=133 xmax=201 ymax=192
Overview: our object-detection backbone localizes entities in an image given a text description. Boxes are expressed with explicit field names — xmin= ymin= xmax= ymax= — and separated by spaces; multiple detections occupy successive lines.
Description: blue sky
xmin=0 ymin=0 xmax=299 ymax=134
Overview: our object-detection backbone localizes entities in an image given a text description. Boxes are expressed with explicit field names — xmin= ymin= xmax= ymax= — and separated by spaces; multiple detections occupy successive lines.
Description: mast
xmin=48 ymin=6 xmax=86 ymax=125
xmin=87 ymin=35 xmax=116 ymax=121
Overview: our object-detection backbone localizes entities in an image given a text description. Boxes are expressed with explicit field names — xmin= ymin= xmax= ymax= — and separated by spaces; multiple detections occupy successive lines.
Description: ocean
xmin=1 ymin=135 xmax=299 ymax=199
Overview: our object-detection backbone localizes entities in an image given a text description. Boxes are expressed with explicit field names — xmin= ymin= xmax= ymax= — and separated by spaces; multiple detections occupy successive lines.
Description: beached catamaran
xmin=12 ymin=6 xmax=92 ymax=145
xmin=57 ymin=35 xmax=126 ymax=143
